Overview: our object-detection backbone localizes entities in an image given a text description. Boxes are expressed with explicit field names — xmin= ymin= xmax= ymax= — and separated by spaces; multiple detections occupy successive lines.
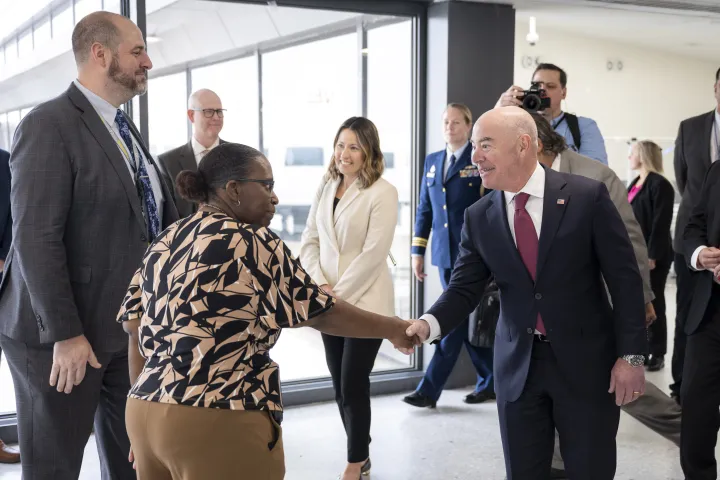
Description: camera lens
xmin=523 ymin=94 xmax=541 ymax=112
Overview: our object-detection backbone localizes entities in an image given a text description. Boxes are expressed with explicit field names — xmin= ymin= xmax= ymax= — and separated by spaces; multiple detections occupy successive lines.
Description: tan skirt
xmin=126 ymin=397 xmax=285 ymax=480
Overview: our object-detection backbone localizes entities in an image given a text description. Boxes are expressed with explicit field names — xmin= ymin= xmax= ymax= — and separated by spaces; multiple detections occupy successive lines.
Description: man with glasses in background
xmin=159 ymin=88 xmax=226 ymax=217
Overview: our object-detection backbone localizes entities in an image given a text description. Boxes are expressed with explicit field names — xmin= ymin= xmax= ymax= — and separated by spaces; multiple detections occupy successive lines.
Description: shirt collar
xmin=446 ymin=141 xmax=470 ymax=161
xmin=73 ymin=79 xmax=119 ymax=127
xmin=715 ymin=108 xmax=720 ymax=128
xmin=192 ymin=136 xmax=220 ymax=157
xmin=504 ymin=162 xmax=546 ymax=206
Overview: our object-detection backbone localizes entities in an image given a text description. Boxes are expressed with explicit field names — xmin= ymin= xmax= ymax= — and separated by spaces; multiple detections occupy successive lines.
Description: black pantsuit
xmin=0 ymin=335 xmax=134 ymax=480
xmin=648 ymin=260 xmax=672 ymax=356
xmin=499 ymin=340 xmax=619 ymax=480
xmin=321 ymin=333 xmax=382 ymax=463
xmin=680 ymin=288 xmax=720 ymax=479
xmin=671 ymin=252 xmax=693 ymax=397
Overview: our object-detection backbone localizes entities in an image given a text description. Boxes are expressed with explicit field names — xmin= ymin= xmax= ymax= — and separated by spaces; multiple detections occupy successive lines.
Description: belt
xmin=534 ymin=333 xmax=550 ymax=343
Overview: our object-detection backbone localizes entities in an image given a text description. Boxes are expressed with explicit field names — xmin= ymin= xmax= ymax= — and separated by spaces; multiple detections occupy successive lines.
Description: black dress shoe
xmin=646 ymin=355 xmax=665 ymax=372
xmin=402 ymin=392 xmax=436 ymax=408
xmin=463 ymin=390 xmax=496 ymax=404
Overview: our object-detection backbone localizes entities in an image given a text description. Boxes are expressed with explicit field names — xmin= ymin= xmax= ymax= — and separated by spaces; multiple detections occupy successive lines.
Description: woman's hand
xmin=128 ymin=446 xmax=136 ymax=470
xmin=319 ymin=284 xmax=336 ymax=297
xmin=648 ymin=259 xmax=656 ymax=270
xmin=389 ymin=317 xmax=422 ymax=353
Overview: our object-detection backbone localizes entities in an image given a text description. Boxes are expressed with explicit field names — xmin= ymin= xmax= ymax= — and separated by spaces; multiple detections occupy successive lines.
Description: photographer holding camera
xmin=496 ymin=63 xmax=608 ymax=165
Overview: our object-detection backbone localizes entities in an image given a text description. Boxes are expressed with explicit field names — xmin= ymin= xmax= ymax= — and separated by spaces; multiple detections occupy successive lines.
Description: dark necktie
xmin=114 ymin=110 xmax=161 ymax=241
xmin=514 ymin=192 xmax=546 ymax=335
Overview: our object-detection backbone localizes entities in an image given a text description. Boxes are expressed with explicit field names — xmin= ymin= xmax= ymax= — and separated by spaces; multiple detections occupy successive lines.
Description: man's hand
xmin=608 ymin=358 xmax=645 ymax=406
xmin=319 ymin=284 xmax=336 ymax=297
xmin=394 ymin=319 xmax=431 ymax=355
xmin=412 ymin=256 xmax=427 ymax=282
xmin=389 ymin=318 xmax=421 ymax=353
xmin=648 ymin=259 xmax=656 ymax=270
xmin=713 ymin=263 xmax=720 ymax=282
xmin=128 ymin=446 xmax=136 ymax=470
xmin=49 ymin=334 xmax=102 ymax=394
xmin=644 ymin=303 xmax=657 ymax=327
xmin=698 ymin=247 xmax=720 ymax=270
xmin=495 ymin=85 xmax=524 ymax=108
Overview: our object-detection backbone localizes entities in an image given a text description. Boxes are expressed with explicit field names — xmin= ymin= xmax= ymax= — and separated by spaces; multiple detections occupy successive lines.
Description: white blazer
xmin=299 ymin=176 xmax=398 ymax=316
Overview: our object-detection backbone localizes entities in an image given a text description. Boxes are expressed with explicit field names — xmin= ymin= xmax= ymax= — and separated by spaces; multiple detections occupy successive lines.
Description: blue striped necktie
xmin=114 ymin=110 xmax=160 ymax=241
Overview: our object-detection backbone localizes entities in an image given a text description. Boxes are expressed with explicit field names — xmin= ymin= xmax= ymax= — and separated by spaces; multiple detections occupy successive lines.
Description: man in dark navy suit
xmin=404 ymin=108 xmax=647 ymax=479
xmin=404 ymin=103 xmax=494 ymax=408
xmin=0 ymin=147 xmax=20 ymax=464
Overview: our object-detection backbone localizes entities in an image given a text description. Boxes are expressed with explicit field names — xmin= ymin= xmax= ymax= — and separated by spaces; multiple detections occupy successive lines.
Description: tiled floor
xmin=0 ymin=279 xmax=705 ymax=479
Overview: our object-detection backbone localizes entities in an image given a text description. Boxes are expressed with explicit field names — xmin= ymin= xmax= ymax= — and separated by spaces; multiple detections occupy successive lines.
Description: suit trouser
xmin=416 ymin=267 xmax=494 ymax=400
xmin=126 ymin=398 xmax=285 ymax=480
xmin=499 ymin=340 xmax=619 ymax=480
xmin=322 ymin=333 xmax=382 ymax=463
xmin=0 ymin=334 xmax=135 ymax=480
xmin=551 ymin=380 xmax=681 ymax=470
xmin=648 ymin=260 xmax=672 ymax=357
xmin=680 ymin=285 xmax=720 ymax=480
xmin=671 ymin=252 xmax=694 ymax=397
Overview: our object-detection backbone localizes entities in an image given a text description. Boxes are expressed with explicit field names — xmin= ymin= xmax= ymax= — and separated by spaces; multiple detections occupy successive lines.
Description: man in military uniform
xmin=403 ymin=103 xmax=494 ymax=408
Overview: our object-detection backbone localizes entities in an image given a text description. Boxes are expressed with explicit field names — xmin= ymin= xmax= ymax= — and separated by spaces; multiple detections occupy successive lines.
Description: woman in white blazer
xmin=299 ymin=117 xmax=398 ymax=480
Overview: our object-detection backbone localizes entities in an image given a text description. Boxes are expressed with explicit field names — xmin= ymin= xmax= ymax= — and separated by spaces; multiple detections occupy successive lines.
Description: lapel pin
xmin=557 ymin=199 xmax=565 ymax=205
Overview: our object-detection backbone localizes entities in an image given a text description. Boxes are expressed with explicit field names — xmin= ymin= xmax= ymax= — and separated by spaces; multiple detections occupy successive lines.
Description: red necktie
xmin=514 ymin=193 xmax=546 ymax=335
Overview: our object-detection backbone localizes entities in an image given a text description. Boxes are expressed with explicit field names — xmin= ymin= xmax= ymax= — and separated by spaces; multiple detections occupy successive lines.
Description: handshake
xmin=388 ymin=318 xmax=432 ymax=355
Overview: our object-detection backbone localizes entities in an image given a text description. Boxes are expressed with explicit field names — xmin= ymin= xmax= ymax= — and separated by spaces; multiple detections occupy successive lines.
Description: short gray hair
xmin=72 ymin=12 xmax=122 ymax=65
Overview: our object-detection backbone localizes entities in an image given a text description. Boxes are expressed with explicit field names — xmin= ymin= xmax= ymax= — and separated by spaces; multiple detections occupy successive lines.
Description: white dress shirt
xmin=689 ymin=109 xmax=720 ymax=271
xmin=73 ymin=80 xmax=164 ymax=222
xmin=192 ymin=136 xmax=220 ymax=164
xmin=421 ymin=163 xmax=546 ymax=342
xmin=551 ymin=153 xmax=562 ymax=172
xmin=444 ymin=141 xmax=470 ymax=182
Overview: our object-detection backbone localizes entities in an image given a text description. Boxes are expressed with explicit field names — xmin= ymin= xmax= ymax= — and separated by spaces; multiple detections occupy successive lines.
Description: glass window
xmin=74 ymin=0 xmax=102 ymax=24
xmin=103 ymin=0 xmax=121 ymax=13
xmin=367 ymin=20 xmax=413 ymax=370
xmin=0 ymin=113 xmax=10 ymax=152
xmin=147 ymin=72 xmax=188 ymax=156
xmin=52 ymin=5 xmax=74 ymax=44
xmin=7 ymin=110 xmax=22 ymax=145
xmin=18 ymin=29 xmax=33 ymax=58
xmin=34 ymin=17 xmax=52 ymax=49
xmin=262 ymin=33 xmax=362 ymax=382
xmin=0 ymin=0 xmax=53 ymax=40
xmin=191 ymin=56 xmax=259 ymax=149
xmin=5 ymin=39 xmax=18 ymax=68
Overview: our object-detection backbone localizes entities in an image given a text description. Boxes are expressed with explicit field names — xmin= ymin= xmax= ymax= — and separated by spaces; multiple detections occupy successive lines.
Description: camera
xmin=518 ymin=82 xmax=551 ymax=113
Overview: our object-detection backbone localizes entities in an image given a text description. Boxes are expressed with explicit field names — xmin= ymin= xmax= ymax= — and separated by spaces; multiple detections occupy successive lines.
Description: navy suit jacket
xmin=0 ymin=148 xmax=10 ymax=260
xmin=412 ymin=144 xmax=488 ymax=269
xmin=427 ymin=168 xmax=647 ymax=402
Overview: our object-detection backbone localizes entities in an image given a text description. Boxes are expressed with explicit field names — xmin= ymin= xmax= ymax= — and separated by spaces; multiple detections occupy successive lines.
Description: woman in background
xmin=119 ymin=143 xmax=413 ymax=480
xmin=628 ymin=140 xmax=676 ymax=371
xmin=300 ymin=117 xmax=398 ymax=480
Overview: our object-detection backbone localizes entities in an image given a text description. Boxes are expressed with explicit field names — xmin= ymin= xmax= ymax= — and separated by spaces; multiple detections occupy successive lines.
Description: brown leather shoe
xmin=0 ymin=439 xmax=20 ymax=464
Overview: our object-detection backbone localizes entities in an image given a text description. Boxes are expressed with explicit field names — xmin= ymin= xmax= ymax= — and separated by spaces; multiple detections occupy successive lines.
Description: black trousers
xmin=680 ymin=285 xmax=720 ymax=480
xmin=648 ymin=260 xmax=672 ymax=357
xmin=671 ymin=252 xmax=693 ymax=397
xmin=321 ymin=333 xmax=382 ymax=463
xmin=498 ymin=340 xmax=619 ymax=480
xmin=0 ymin=334 xmax=135 ymax=480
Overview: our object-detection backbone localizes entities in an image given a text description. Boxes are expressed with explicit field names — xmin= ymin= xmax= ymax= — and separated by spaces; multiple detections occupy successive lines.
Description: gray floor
xmin=0 ymin=280 xmax=704 ymax=479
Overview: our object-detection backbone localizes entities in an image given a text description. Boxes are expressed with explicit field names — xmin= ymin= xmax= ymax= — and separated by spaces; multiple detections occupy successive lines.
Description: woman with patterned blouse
xmin=117 ymin=143 xmax=415 ymax=480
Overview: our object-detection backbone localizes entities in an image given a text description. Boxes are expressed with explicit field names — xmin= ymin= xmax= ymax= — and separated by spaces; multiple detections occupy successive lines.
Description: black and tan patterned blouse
xmin=117 ymin=211 xmax=333 ymax=412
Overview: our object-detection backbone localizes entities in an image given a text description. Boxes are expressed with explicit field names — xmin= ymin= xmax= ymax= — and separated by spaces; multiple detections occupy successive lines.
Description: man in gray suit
xmin=532 ymin=113 xmax=681 ymax=478
xmin=158 ymin=88 xmax=226 ymax=217
xmin=0 ymin=12 xmax=178 ymax=480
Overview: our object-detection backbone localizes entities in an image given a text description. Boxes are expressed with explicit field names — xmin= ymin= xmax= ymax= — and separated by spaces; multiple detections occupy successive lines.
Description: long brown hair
xmin=325 ymin=117 xmax=384 ymax=189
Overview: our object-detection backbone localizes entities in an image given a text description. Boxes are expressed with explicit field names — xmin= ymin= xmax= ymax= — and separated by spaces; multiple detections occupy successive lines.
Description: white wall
xmin=514 ymin=20 xmax=719 ymax=183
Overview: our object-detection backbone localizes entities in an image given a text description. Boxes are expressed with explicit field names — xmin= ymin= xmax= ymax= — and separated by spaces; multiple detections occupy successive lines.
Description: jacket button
xmin=443 ymin=205 xmax=447 ymax=210
xmin=444 ymin=223 xmax=448 ymax=228
xmin=526 ymin=328 xmax=533 ymax=334
xmin=535 ymin=293 xmax=542 ymax=300
xmin=140 ymin=235 xmax=147 ymax=242
xmin=469 ymin=183 xmax=473 ymax=187
xmin=442 ymin=188 xmax=446 ymax=193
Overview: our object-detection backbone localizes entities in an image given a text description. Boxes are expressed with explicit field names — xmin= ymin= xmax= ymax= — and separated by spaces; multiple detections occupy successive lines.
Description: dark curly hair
xmin=529 ymin=112 xmax=567 ymax=156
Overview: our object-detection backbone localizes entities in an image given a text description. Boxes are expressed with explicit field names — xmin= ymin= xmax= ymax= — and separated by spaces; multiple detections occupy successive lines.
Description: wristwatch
xmin=622 ymin=354 xmax=645 ymax=367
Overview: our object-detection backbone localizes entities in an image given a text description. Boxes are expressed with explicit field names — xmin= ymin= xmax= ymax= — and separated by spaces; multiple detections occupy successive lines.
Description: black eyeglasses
xmin=235 ymin=178 xmax=275 ymax=192
xmin=193 ymin=108 xmax=226 ymax=119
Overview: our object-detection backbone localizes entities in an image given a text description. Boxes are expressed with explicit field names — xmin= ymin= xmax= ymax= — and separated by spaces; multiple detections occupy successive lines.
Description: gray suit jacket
xmin=0 ymin=83 xmax=180 ymax=352
xmin=158 ymin=139 xmax=226 ymax=218
xmin=559 ymin=148 xmax=654 ymax=304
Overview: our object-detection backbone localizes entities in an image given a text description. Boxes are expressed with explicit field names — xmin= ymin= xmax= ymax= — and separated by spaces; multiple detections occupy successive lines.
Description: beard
xmin=108 ymin=53 xmax=148 ymax=96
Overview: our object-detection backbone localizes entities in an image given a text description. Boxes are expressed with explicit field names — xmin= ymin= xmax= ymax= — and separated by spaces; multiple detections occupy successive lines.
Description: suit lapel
xmin=334 ymin=179 xmax=362 ymax=224
xmin=67 ymin=85 xmax=146 ymax=234
xmin=321 ymin=178 xmax=341 ymax=252
xmin=486 ymin=190 xmax=533 ymax=284
xmin=179 ymin=142 xmax=196 ymax=173
xmin=702 ymin=111 xmax=714 ymax=167
xmin=536 ymin=169 xmax=570 ymax=278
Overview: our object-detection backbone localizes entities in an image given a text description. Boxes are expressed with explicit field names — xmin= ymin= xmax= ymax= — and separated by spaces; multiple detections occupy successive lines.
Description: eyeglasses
xmin=193 ymin=109 xmax=226 ymax=119
xmin=235 ymin=178 xmax=275 ymax=192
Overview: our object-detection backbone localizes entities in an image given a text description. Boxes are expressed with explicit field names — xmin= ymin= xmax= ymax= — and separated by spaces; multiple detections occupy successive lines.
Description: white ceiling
xmin=472 ymin=0 xmax=720 ymax=61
